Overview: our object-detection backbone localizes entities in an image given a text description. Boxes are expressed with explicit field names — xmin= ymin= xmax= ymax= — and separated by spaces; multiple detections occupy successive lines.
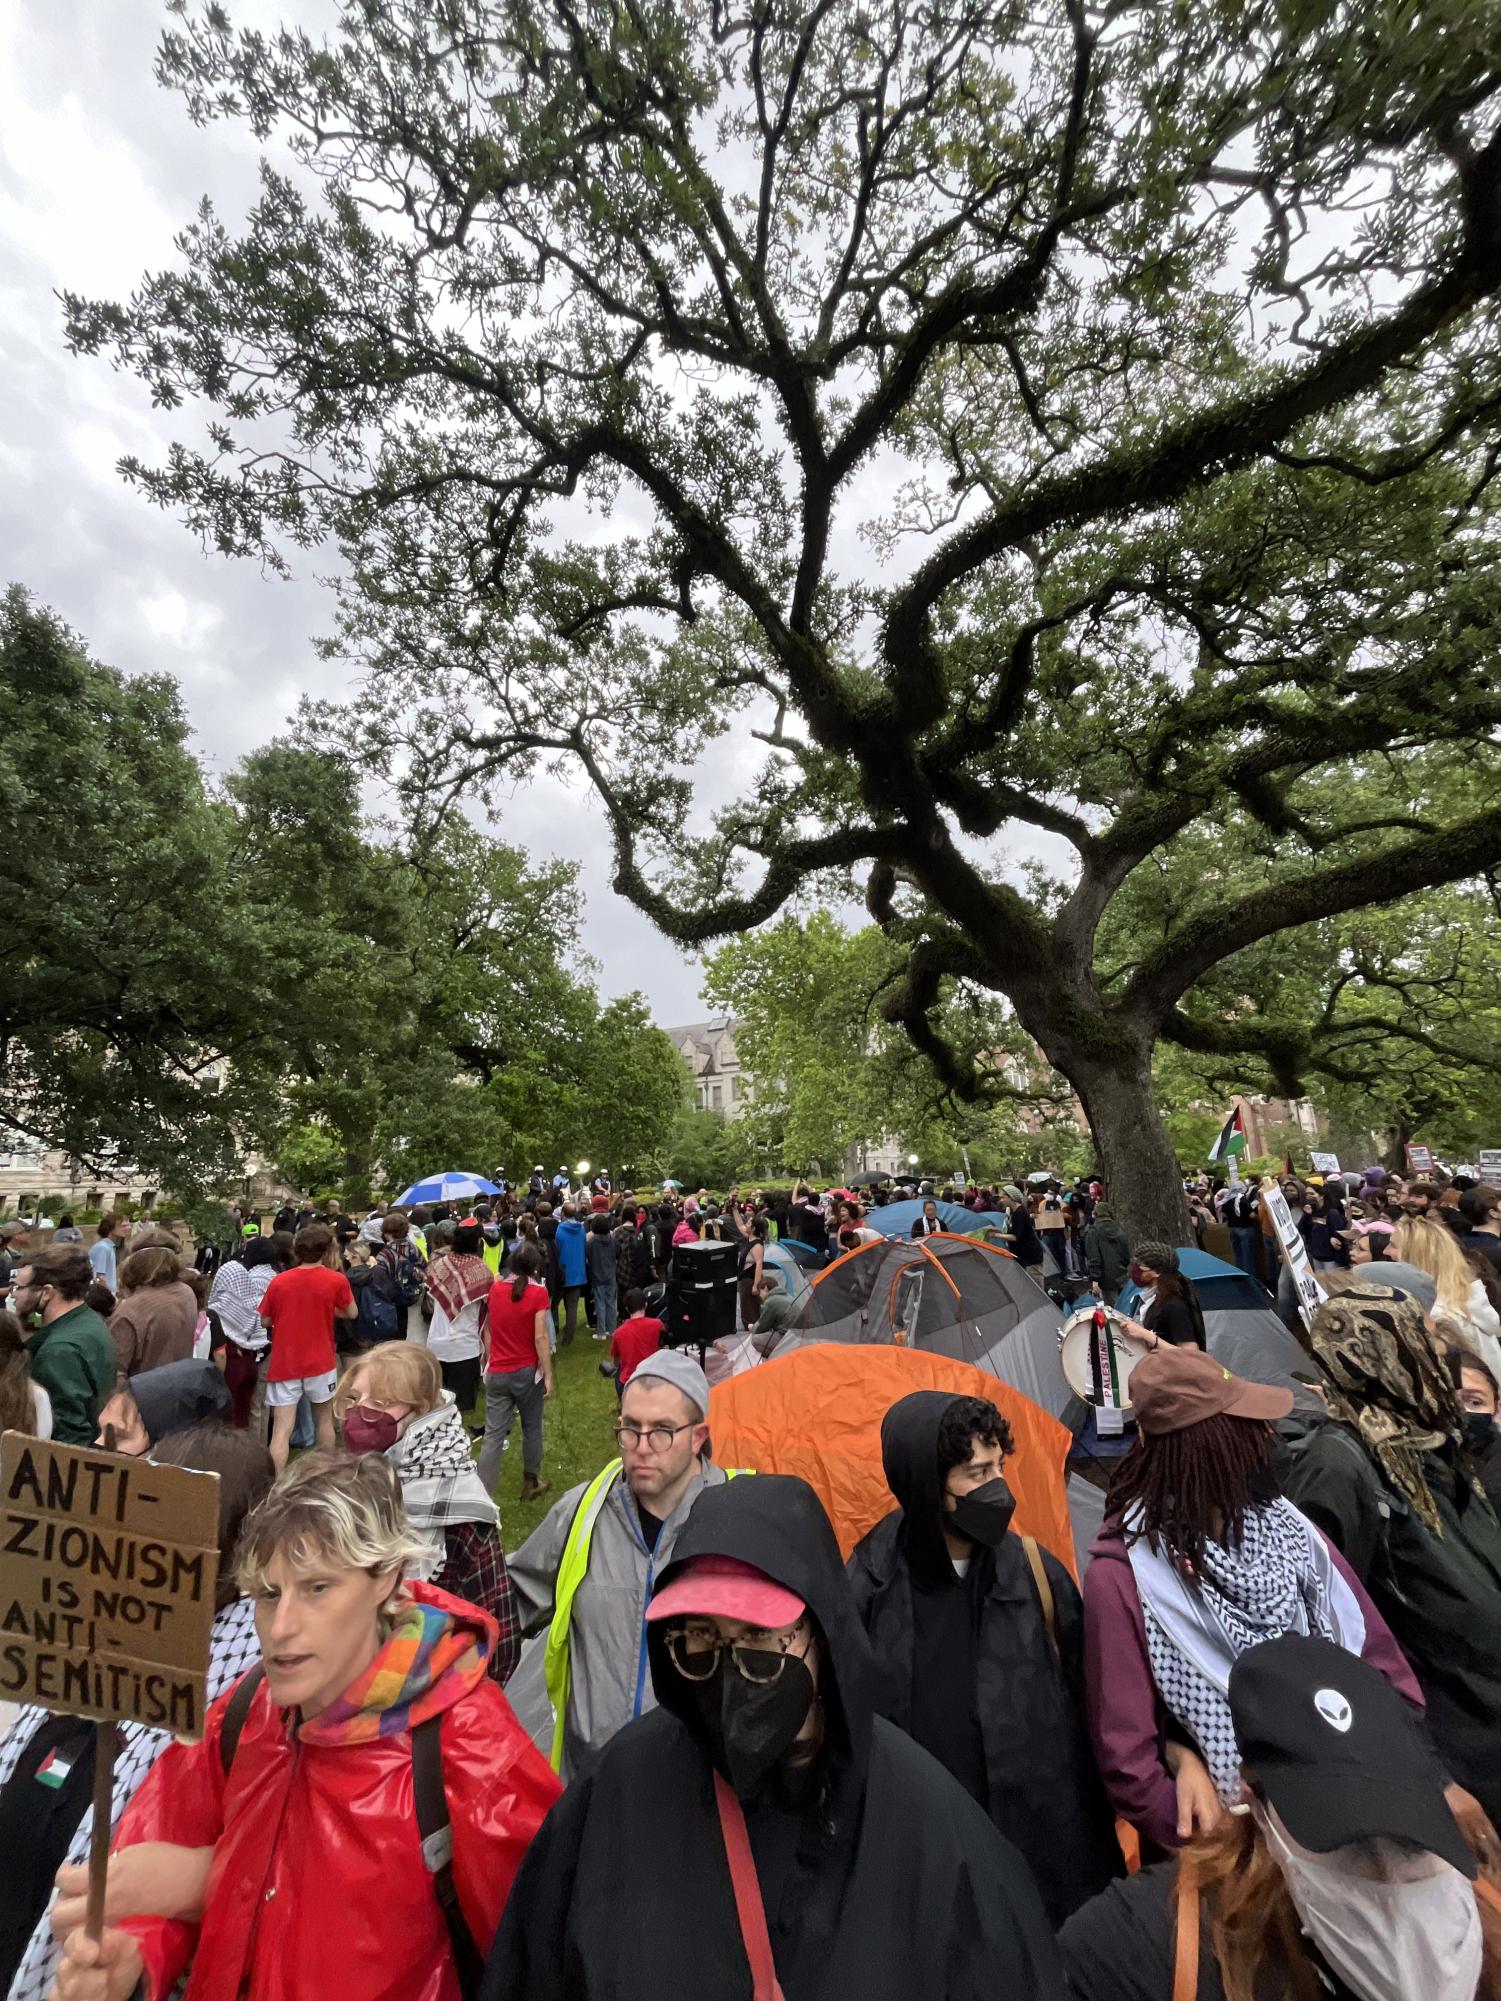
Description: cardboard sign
xmin=1259 ymin=1179 xmax=1325 ymax=1331
xmin=1309 ymin=1151 xmax=1341 ymax=1176
xmin=0 ymin=1433 xmax=220 ymax=1738
xmin=1479 ymin=1150 xmax=1501 ymax=1185
xmin=1405 ymin=1144 xmax=1435 ymax=1175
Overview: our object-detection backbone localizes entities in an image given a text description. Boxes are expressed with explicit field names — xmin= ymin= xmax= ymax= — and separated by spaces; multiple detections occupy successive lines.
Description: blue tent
xmin=864 ymin=1197 xmax=1015 ymax=1239
xmin=1115 ymin=1246 xmax=1314 ymax=1399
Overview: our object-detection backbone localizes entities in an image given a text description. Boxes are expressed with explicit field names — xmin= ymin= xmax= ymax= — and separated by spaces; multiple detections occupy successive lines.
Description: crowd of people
xmin=0 ymin=1158 xmax=1498 ymax=2000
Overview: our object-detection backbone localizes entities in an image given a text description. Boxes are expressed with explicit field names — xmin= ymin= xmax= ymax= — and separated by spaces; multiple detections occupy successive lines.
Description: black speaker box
xmin=669 ymin=1238 xmax=738 ymax=1288
xmin=664 ymin=1283 xmax=738 ymax=1347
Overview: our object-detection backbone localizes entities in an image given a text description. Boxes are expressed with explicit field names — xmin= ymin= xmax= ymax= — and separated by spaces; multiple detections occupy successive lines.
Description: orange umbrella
xmin=710 ymin=1342 xmax=1077 ymax=1577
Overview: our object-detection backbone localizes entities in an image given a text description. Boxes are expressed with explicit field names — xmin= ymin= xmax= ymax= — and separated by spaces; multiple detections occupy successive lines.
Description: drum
xmin=1059 ymin=1304 xmax=1143 ymax=1414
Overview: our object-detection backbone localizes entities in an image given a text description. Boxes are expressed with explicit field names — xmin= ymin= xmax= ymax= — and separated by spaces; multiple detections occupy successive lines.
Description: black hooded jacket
xmin=483 ymin=1473 xmax=1063 ymax=2001
xmin=847 ymin=1392 xmax=1122 ymax=1926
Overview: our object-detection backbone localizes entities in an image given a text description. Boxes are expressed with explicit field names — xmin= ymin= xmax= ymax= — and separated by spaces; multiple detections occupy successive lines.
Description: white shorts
xmin=265 ymin=1371 xmax=337 ymax=1408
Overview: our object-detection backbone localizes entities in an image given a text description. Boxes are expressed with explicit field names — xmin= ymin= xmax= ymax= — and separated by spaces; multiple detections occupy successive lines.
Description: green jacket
xmin=25 ymin=1303 xmax=115 ymax=1444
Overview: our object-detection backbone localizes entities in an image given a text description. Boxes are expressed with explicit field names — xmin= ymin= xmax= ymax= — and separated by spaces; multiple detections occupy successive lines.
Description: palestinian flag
xmin=1208 ymin=1104 xmax=1247 ymax=1163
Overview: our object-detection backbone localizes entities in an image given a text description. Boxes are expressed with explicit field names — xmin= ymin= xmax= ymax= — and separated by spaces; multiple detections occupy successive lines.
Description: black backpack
xmin=219 ymin=1666 xmax=482 ymax=1999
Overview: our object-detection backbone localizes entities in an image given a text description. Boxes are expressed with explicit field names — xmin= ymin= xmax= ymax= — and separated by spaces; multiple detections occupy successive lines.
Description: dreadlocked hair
xmin=1106 ymin=1413 xmax=1276 ymax=1571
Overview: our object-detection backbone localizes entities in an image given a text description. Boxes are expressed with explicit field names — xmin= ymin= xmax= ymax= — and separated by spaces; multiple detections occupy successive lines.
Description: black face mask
xmin=1462 ymin=1411 xmax=1496 ymax=1454
xmin=692 ymin=1651 xmax=816 ymax=1796
xmin=1246 ymin=1459 xmax=1282 ymax=1505
xmin=946 ymin=1475 xmax=1016 ymax=1548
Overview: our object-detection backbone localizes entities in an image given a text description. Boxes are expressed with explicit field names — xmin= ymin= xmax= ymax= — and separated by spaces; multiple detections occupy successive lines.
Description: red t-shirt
xmin=259 ymin=1265 xmax=353 ymax=1381
xmin=611 ymin=1314 xmax=664 ymax=1385
xmin=486 ymin=1280 xmax=551 ymax=1374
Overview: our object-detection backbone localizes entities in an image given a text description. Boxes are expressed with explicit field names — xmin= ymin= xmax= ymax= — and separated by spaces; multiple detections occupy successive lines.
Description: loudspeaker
xmin=670 ymin=1239 xmax=738 ymax=1288
xmin=665 ymin=1238 xmax=740 ymax=1348
xmin=664 ymin=1283 xmax=738 ymax=1347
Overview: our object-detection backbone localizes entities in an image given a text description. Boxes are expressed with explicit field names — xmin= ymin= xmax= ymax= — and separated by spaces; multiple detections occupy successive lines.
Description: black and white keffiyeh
xmin=1127 ymin=1497 xmax=1366 ymax=1803
xmin=391 ymin=1395 xmax=501 ymax=1578
xmin=0 ymin=1595 xmax=263 ymax=2001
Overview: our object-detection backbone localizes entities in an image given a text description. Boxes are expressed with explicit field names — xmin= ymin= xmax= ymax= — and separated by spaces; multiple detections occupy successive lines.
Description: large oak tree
xmin=67 ymin=0 xmax=1501 ymax=1235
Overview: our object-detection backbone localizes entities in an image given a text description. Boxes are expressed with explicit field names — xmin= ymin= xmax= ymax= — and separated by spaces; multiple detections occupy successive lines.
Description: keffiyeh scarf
xmin=298 ymin=1594 xmax=490 ymax=1747
xmin=426 ymin=1250 xmax=493 ymax=1324
xmin=1128 ymin=1498 xmax=1365 ymax=1804
xmin=391 ymin=1396 xmax=501 ymax=1578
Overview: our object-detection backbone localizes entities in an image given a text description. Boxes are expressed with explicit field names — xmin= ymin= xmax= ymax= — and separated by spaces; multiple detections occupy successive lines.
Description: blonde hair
xmin=236 ymin=1450 xmax=428 ymax=1597
xmin=1392 ymin=1215 xmax=1476 ymax=1318
xmin=332 ymin=1343 xmax=443 ymax=1421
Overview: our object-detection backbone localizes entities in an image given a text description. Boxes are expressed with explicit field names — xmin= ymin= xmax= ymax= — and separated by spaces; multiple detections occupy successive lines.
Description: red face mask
xmin=343 ymin=1407 xmax=400 ymax=1454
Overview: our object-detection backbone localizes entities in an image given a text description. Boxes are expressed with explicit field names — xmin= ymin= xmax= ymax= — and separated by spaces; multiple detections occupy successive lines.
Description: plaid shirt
xmin=434 ymin=1520 xmax=523 ymax=1685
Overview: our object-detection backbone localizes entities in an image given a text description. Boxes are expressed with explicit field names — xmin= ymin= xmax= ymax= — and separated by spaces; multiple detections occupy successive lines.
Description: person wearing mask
xmin=478 ymin=1244 xmax=554 ymax=1503
xmin=12 ymin=1246 xmax=113 ymax=1446
xmin=848 ymin=1392 xmax=1120 ymax=1924
xmin=484 ymin=1474 xmax=1064 ymax=2001
xmin=49 ymin=1451 xmax=560 ymax=2001
xmin=1060 ymin=1634 xmax=1496 ymax=2001
xmin=424 ymin=1219 xmax=493 ymax=1417
xmin=507 ymin=1351 xmax=736 ymax=1779
xmin=586 ymin=1214 xmax=619 ymax=1345
xmin=1116 ymin=1240 xmax=1205 ymax=1349
xmin=0 ymin=1423 xmax=272 ymax=2001
xmin=0 ymin=1308 xmax=49 ymax=1438
xmin=1082 ymin=1344 xmax=1427 ymax=1860
xmin=88 ymin=1214 xmax=129 ymax=1293
xmin=108 ymin=1245 xmax=198 ymax=1379
xmin=1460 ymin=1354 xmax=1501 ymax=1505
xmin=257 ymin=1224 xmax=357 ymax=1472
xmin=1083 ymin=1200 xmax=1132 ymax=1302
xmin=336 ymin=1343 xmax=522 ymax=1684
xmin=609 ymin=1286 xmax=664 ymax=1389
xmin=1281 ymin=1286 xmax=1501 ymax=1828
xmin=209 ymin=1234 xmax=287 ymax=1430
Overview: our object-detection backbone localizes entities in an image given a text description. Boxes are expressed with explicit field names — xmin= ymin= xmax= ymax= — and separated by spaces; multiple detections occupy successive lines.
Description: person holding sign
xmin=0 ymin=1423 xmax=272 ymax=2001
xmin=50 ymin=1451 xmax=559 ymax=2001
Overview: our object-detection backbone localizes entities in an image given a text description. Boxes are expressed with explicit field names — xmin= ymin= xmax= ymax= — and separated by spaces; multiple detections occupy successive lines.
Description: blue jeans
xmin=1228 ymin=1225 xmax=1261 ymax=1285
xmin=592 ymin=1279 xmax=618 ymax=1339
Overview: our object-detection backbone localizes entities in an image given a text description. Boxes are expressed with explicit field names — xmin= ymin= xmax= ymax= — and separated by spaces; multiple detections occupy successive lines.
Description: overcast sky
xmin=0 ymin=0 xmax=715 ymax=1024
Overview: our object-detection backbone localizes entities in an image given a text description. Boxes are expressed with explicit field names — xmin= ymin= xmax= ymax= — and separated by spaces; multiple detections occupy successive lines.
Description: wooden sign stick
xmin=85 ymin=1720 xmax=118 ymax=1941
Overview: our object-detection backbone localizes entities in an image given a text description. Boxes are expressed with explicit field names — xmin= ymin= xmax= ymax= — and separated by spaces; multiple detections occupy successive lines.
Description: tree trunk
xmin=1057 ymin=1042 xmax=1194 ymax=1246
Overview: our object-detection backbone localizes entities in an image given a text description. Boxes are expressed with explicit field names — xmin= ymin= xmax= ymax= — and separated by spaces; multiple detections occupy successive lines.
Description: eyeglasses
xmin=613 ymin=1420 xmax=696 ymax=1452
xmin=665 ymin=1621 xmax=807 ymax=1684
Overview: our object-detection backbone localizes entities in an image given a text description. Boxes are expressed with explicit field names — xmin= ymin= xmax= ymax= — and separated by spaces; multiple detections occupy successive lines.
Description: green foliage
xmin=662 ymin=1106 xmax=759 ymax=1193
xmin=64 ymin=2 xmax=1501 ymax=1235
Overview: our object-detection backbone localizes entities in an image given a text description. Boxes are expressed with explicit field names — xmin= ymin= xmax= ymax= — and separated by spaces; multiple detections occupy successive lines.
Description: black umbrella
xmin=848 ymin=1170 xmax=894 ymax=1187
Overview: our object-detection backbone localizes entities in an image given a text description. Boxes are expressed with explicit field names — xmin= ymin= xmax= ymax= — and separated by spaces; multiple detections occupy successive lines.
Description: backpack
xmin=355 ymin=1266 xmax=400 ymax=1341
xmin=219 ymin=1665 xmax=482 ymax=2000
xmin=382 ymin=1242 xmax=427 ymax=1308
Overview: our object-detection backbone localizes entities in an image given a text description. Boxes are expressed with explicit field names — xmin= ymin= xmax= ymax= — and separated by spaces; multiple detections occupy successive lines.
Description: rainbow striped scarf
xmin=298 ymin=1596 xmax=490 ymax=1746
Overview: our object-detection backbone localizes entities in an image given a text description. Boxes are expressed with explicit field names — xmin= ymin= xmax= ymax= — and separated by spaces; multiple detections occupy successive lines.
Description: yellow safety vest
xmin=542 ymin=1460 xmax=751 ymax=1773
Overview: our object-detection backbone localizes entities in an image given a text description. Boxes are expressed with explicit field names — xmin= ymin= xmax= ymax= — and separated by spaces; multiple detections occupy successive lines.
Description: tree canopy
xmin=0 ymin=587 xmax=683 ymax=1201
xmin=65 ymin=0 xmax=1501 ymax=1234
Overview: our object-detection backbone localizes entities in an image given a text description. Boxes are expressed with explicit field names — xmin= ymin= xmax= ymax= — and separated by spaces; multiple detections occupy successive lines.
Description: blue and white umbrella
xmin=391 ymin=1171 xmax=503 ymax=1207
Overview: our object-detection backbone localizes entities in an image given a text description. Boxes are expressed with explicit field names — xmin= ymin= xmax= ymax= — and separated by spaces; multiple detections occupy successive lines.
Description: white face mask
xmin=1262 ymin=1811 xmax=1482 ymax=2001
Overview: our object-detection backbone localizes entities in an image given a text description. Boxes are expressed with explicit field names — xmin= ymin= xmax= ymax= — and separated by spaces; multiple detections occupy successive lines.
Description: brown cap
xmin=1131 ymin=1344 xmax=1293 ymax=1436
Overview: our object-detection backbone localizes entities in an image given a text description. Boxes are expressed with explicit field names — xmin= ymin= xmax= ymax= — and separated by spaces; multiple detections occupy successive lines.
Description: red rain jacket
xmin=114 ymin=1581 xmax=560 ymax=2001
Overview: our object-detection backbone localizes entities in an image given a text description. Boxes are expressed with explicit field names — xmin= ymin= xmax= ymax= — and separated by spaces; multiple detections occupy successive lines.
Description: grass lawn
xmin=477 ymin=1330 xmax=624 ymax=1551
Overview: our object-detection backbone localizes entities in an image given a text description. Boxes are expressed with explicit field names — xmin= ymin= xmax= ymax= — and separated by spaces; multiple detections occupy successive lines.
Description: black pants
xmin=440 ymin=1355 xmax=482 ymax=1411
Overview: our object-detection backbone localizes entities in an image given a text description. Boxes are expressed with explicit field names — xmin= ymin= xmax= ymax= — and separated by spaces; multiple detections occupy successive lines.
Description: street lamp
xmin=907 ymin=1153 xmax=919 ymax=1166
xmin=576 ymin=1159 xmax=591 ymax=1177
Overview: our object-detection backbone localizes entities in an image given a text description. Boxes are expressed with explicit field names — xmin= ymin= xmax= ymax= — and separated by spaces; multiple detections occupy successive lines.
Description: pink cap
xmin=647 ymin=1554 xmax=805 ymax=1630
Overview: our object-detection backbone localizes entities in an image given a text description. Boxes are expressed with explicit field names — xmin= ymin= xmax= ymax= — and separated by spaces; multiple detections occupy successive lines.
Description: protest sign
xmin=1309 ymin=1150 xmax=1341 ymax=1176
xmin=0 ymin=1432 xmax=221 ymax=1737
xmin=1405 ymin=1143 xmax=1436 ymax=1175
xmin=1259 ymin=1178 xmax=1325 ymax=1331
xmin=1480 ymin=1149 xmax=1501 ymax=1184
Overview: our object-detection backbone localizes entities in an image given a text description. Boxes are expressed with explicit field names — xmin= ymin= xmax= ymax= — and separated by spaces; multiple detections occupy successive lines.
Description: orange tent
xmin=710 ymin=1342 xmax=1077 ymax=1579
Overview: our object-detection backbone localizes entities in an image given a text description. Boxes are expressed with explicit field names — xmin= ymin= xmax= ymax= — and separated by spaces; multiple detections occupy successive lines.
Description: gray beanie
xmin=625 ymin=1347 xmax=710 ymax=1421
